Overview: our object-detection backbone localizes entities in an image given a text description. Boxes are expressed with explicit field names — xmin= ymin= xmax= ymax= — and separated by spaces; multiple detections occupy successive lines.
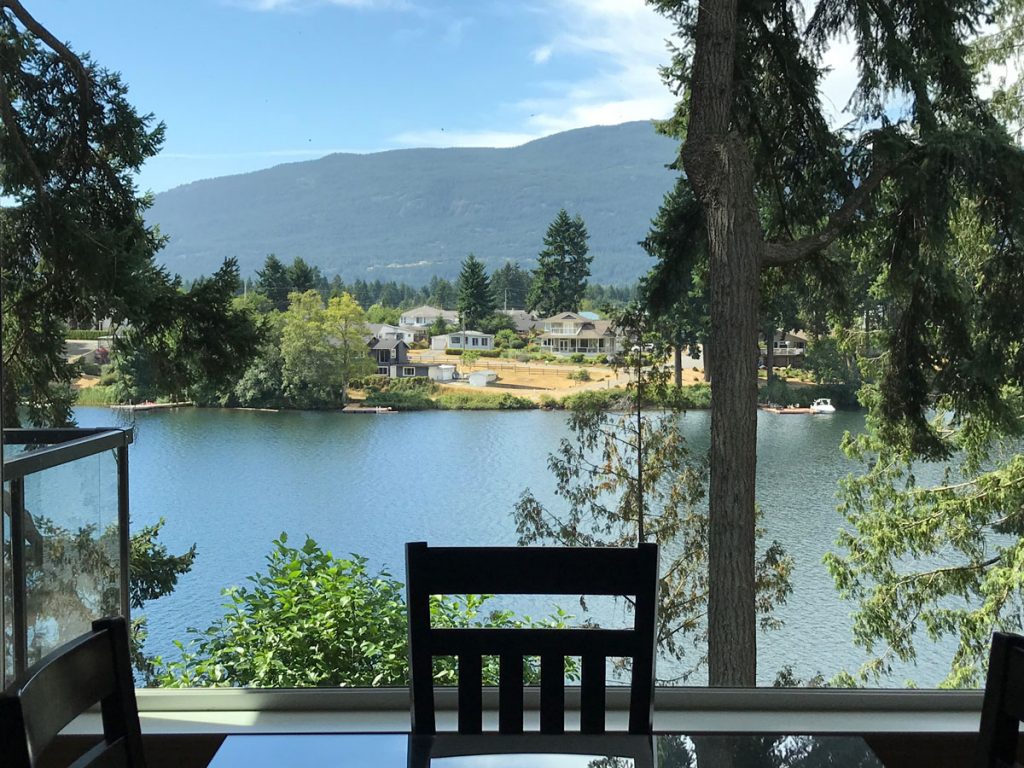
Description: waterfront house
xmin=430 ymin=331 xmax=495 ymax=351
xmin=536 ymin=312 xmax=617 ymax=357
xmin=369 ymin=338 xmax=432 ymax=378
xmin=759 ymin=330 xmax=808 ymax=368
xmin=366 ymin=322 xmax=417 ymax=345
xmin=399 ymin=305 xmax=458 ymax=328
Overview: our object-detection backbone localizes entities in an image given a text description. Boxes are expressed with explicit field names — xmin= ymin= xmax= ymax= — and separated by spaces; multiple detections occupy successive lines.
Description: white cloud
xmin=515 ymin=0 xmax=678 ymax=132
xmin=532 ymin=44 xmax=553 ymax=64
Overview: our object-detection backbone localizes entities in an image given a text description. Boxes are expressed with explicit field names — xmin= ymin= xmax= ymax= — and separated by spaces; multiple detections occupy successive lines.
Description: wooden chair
xmin=405 ymin=541 xmax=659 ymax=736
xmin=0 ymin=616 xmax=146 ymax=768
xmin=978 ymin=631 xmax=1024 ymax=768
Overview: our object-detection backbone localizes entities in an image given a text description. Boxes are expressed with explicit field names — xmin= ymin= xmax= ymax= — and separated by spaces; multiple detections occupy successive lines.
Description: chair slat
xmin=540 ymin=653 xmax=565 ymax=734
xmin=457 ymin=655 xmax=483 ymax=734
xmin=431 ymin=628 xmax=635 ymax=657
xmin=580 ymin=654 xmax=606 ymax=734
xmin=498 ymin=654 xmax=524 ymax=734
xmin=414 ymin=546 xmax=653 ymax=595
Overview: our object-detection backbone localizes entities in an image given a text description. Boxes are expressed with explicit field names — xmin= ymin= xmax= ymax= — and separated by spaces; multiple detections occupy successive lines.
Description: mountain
xmin=148 ymin=121 xmax=681 ymax=285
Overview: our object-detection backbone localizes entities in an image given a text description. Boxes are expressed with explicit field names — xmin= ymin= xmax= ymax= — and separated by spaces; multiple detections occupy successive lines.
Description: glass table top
xmin=207 ymin=733 xmax=883 ymax=767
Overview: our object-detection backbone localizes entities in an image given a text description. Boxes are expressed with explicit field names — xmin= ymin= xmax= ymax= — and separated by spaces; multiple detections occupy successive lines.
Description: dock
xmin=761 ymin=406 xmax=813 ymax=414
xmin=111 ymin=401 xmax=193 ymax=412
xmin=342 ymin=405 xmax=395 ymax=414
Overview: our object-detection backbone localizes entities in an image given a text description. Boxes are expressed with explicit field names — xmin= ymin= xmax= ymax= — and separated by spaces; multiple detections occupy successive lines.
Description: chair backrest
xmin=978 ymin=631 xmax=1024 ymax=768
xmin=0 ymin=616 xmax=146 ymax=768
xmin=405 ymin=542 xmax=659 ymax=736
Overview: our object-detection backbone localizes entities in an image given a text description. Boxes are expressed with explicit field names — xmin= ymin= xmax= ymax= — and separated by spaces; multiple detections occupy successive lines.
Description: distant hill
xmin=148 ymin=121 xmax=681 ymax=285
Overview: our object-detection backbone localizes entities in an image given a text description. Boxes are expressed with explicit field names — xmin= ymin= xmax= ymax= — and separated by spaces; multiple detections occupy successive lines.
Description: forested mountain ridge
xmin=148 ymin=121 xmax=680 ymax=283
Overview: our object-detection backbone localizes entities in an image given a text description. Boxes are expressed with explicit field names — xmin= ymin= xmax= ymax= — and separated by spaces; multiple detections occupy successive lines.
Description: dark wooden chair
xmin=405 ymin=541 xmax=659 ymax=736
xmin=978 ymin=631 xmax=1024 ymax=768
xmin=0 ymin=616 xmax=146 ymax=768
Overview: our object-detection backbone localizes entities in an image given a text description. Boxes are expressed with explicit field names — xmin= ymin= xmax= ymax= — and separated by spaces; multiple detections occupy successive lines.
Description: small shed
xmin=429 ymin=364 xmax=456 ymax=382
xmin=467 ymin=370 xmax=498 ymax=387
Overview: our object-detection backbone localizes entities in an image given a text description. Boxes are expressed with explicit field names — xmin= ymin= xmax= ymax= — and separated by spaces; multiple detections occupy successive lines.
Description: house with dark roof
xmin=369 ymin=338 xmax=432 ymax=378
xmin=536 ymin=312 xmax=618 ymax=357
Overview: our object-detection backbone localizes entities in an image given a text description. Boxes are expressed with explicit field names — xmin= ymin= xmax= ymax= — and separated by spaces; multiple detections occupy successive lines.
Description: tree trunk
xmin=681 ymin=0 xmax=761 ymax=687
xmin=674 ymin=345 xmax=683 ymax=388
xmin=765 ymin=326 xmax=775 ymax=383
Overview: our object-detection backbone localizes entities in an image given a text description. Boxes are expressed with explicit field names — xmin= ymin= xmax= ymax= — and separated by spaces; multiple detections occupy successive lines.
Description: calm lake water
xmin=73 ymin=405 xmax=960 ymax=687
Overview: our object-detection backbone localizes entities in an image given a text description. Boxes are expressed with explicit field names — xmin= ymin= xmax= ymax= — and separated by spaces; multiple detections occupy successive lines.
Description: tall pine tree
xmin=527 ymin=209 xmax=591 ymax=316
xmin=456 ymin=253 xmax=494 ymax=330
xmin=647 ymin=0 xmax=1024 ymax=685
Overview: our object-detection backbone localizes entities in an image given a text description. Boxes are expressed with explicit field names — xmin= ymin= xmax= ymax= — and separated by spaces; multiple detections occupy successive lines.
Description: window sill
xmin=62 ymin=687 xmax=983 ymax=736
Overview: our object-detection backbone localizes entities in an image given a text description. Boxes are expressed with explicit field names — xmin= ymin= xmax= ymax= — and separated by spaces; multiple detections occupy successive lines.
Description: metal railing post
xmin=11 ymin=476 xmax=27 ymax=676
xmin=118 ymin=443 xmax=130 ymax=620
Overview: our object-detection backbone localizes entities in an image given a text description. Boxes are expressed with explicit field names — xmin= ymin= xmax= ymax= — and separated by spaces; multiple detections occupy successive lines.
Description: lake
xmin=71 ymin=405 xmax=960 ymax=687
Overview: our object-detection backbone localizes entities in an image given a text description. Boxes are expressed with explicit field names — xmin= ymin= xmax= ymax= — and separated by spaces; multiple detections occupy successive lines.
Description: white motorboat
xmin=810 ymin=397 xmax=836 ymax=414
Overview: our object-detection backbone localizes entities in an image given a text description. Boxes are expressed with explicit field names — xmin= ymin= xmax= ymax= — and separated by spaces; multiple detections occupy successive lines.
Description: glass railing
xmin=2 ymin=427 xmax=133 ymax=687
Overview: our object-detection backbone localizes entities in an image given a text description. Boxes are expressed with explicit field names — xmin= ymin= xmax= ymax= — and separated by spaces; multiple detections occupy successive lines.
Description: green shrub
xmin=538 ymin=395 xmax=562 ymax=410
xmin=75 ymin=385 xmax=120 ymax=405
xmin=561 ymin=388 xmax=630 ymax=411
xmin=65 ymin=329 xmax=109 ymax=340
xmin=655 ymin=383 xmax=712 ymax=409
xmin=568 ymin=353 xmax=585 ymax=364
xmin=99 ymin=368 xmax=119 ymax=386
xmin=436 ymin=391 xmax=535 ymax=410
xmin=479 ymin=349 xmax=501 ymax=358
xmin=80 ymin=361 xmax=102 ymax=376
xmin=445 ymin=348 xmax=464 ymax=356
xmin=154 ymin=535 xmax=572 ymax=687
xmin=569 ymin=369 xmax=591 ymax=382
xmin=363 ymin=391 xmax=436 ymax=410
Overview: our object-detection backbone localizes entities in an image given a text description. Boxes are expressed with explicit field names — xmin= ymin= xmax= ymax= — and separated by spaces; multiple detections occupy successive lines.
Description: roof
xmin=441 ymin=330 xmax=493 ymax=338
xmin=371 ymin=338 xmax=407 ymax=351
xmin=498 ymin=309 xmax=539 ymax=332
xmin=537 ymin=319 xmax=616 ymax=339
xmin=539 ymin=311 xmax=587 ymax=322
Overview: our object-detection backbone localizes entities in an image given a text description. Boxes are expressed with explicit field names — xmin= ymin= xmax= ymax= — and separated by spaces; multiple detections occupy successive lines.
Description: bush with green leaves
xmin=362 ymin=391 xmax=436 ymax=410
xmin=569 ymin=369 xmax=591 ymax=382
xmin=435 ymin=391 xmax=534 ymax=410
xmin=155 ymin=535 xmax=571 ymax=687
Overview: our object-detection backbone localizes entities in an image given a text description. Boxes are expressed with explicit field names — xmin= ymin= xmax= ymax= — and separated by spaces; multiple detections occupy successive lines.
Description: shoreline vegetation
xmin=76 ymin=376 xmax=859 ymax=414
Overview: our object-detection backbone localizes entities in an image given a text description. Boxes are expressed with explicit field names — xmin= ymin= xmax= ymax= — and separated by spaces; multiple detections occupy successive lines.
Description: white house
xmin=430 ymin=331 xmax=495 ymax=351
xmin=366 ymin=323 xmax=417 ymax=345
xmin=536 ymin=312 xmax=617 ymax=356
xmin=399 ymin=305 xmax=458 ymax=327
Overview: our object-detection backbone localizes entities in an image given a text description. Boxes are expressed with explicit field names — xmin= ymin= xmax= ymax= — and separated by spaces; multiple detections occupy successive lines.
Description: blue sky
xmin=36 ymin=0 xmax=692 ymax=193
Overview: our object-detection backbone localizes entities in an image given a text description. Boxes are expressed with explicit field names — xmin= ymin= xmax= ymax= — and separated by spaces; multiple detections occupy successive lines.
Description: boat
xmin=810 ymin=398 xmax=836 ymax=414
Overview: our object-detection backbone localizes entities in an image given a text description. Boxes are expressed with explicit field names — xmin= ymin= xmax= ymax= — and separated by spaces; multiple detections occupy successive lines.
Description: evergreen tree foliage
xmin=0 ymin=5 xmax=259 ymax=424
xmin=490 ymin=261 xmax=532 ymax=310
xmin=455 ymin=253 xmax=494 ymax=330
xmin=527 ymin=209 xmax=591 ymax=316
xmin=647 ymin=0 xmax=1024 ymax=685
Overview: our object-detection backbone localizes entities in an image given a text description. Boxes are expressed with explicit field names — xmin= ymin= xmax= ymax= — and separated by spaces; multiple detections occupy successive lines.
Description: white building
xmin=399 ymin=305 xmax=458 ymax=327
xmin=430 ymin=331 xmax=495 ymax=351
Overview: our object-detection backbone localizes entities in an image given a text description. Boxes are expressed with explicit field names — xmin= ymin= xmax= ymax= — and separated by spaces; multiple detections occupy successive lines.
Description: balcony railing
xmin=2 ymin=426 xmax=133 ymax=687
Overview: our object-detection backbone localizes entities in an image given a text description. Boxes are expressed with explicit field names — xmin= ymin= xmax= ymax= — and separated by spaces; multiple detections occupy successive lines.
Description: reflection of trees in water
xmin=584 ymin=735 xmax=881 ymax=768
xmin=8 ymin=512 xmax=194 ymax=679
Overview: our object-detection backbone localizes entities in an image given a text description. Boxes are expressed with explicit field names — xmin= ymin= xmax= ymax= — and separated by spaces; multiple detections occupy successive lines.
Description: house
xmin=536 ymin=312 xmax=617 ymax=357
xmin=498 ymin=309 xmax=539 ymax=335
xmin=366 ymin=323 xmax=417 ymax=345
xmin=759 ymin=330 xmax=808 ymax=367
xmin=369 ymin=338 xmax=433 ymax=378
xmin=399 ymin=305 xmax=458 ymax=328
xmin=430 ymin=331 xmax=495 ymax=351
